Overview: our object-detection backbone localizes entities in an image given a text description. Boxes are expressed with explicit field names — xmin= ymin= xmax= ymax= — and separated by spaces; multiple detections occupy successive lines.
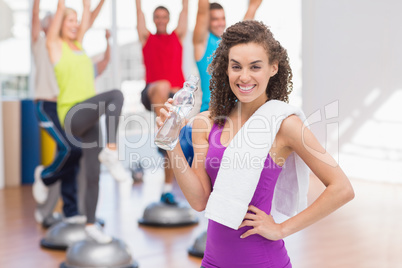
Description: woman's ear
xmin=271 ymin=61 xmax=279 ymax=77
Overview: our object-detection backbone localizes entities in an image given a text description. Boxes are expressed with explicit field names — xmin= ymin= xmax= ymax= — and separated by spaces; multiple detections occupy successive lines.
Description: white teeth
xmin=239 ymin=85 xmax=255 ymax=91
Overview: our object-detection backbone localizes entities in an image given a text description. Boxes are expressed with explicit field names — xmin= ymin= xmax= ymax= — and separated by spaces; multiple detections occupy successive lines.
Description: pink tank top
xmin=202 ymin=122 xmax=292 ymax=268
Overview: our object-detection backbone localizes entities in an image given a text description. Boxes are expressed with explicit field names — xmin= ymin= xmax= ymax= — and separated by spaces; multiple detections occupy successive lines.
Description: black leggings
xmin=64 ymin=89 xmax=124 ymax=223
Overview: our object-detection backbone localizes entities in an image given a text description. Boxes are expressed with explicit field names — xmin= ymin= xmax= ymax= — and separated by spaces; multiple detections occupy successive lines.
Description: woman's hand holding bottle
xmin=155 ymin=98 xmax=175 ymax=131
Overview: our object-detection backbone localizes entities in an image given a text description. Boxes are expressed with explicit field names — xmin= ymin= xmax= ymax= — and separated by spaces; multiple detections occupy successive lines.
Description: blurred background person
xmin=46 ymin=0 xmax=129 ymax=243
xmin=135 ymin=0 xmax=189 ymax=205
xmin=31 ymin=0 xmax=105 ymax=225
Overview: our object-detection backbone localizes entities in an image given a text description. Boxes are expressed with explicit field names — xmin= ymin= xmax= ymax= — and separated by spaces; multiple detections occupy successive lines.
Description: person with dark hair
xmin=157 ymin=20 xmax=354 ymax=267
xmin=135 ymin=0 xmax=188 ymax=205
xmin=193 ymin=0 xmax=263 ymax=113
xmin=46 ymin=0 xmax=130 ymax=243
xmin=31 ymin=0 xmax=105 ymax=225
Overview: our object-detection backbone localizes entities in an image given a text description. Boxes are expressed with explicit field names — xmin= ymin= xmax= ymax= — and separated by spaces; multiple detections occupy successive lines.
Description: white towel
xmin=204 ymin=100 xmax=310 ymax=230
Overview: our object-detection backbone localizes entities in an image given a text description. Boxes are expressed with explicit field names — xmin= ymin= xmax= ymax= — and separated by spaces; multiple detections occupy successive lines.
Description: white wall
xmin=302 ymin=0 xmax=402 ymax=183
xmin=0 ymin=0 xmax=13 ymax=40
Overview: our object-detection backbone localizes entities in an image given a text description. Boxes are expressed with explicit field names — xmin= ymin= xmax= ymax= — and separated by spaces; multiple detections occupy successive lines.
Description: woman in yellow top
xmin=46 ymin=0 xmax=130 ymax=244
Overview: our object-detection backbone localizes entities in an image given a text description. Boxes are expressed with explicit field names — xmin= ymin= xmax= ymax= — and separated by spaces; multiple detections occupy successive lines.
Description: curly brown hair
xmin=208 ymin=20 xmax=293 ymax=126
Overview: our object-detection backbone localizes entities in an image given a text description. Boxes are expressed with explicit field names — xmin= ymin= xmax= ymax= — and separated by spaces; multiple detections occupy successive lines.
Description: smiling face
xmin=227 ymin=42 xmax=278 ymax=105
xmin=208 ymin=21 xmax=292 ymax=127
xmin=153 ymin=8 xmax=170 ymax=34
xmin=61 ymin=10 xmax=78 ymax=40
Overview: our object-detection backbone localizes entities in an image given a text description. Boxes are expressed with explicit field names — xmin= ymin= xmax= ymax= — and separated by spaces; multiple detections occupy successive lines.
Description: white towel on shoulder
xmin=204 ymin=100 xmax=310 ymax=230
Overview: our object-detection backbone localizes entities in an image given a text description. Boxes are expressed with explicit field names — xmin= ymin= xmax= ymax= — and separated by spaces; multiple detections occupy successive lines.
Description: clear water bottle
xmin=155 ymin=75 xmax=200 ymax=151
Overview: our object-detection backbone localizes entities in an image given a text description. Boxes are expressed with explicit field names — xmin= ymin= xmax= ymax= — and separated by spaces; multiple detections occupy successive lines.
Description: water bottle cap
xmin=185 ymin=75 xmax=200 ymax=90
xmin=188 ymin=75 xmax=200 ymax=84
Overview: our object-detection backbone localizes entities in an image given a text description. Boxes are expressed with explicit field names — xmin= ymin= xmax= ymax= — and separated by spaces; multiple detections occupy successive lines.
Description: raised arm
xmin=243 ymin=0 xmax=263 ymax=20
xmin=76 ymin=0 xmax=92 ymax=44
xmin=95 ymin=29 xmax=111 ymax=77
xmin=174 ymin=0 xmax=189 ymax=42
xmin=32 ymin=0 xmax=41 ymax=43
xmin=46 ymin=0 xmax=65 ymax=64
xmin=135 ymin=0 xmax=150 ymax=46
xmin=239 ymin=115 xmax=355 ymax=240
xmin=193 ymin=0 xmax=210 ymax=61
xmin=88 ymin=0 xmax=105 ymax=28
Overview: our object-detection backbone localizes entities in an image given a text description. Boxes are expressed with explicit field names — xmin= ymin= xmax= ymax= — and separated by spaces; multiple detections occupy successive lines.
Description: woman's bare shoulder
xmin=192 ymin=111 xmax=214 ymax=141
xmin=193 ymin=111 xmax=213 ymax=129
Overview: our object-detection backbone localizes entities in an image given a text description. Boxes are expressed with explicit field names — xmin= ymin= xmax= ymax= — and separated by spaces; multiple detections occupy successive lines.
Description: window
xmin=0 ymin=0 xmax=31 ymax=98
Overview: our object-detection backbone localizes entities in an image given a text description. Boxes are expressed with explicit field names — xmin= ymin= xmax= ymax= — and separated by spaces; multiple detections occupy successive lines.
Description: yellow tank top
xmin=55 ymin=41 xmax=95 ymax=126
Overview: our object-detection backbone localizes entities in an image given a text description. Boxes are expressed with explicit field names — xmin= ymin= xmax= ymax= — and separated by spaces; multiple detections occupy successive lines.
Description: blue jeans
xmin=35 ymin=101 xmax=81 ymax=217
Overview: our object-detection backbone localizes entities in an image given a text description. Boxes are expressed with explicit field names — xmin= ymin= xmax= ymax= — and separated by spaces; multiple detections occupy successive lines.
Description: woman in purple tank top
xmin=156 ymin=20 xmax=354 ymax=268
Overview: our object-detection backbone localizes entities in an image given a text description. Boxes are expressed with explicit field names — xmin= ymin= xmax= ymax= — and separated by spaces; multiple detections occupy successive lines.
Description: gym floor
xmin=0 ymin=172 xmax=401 ymax=268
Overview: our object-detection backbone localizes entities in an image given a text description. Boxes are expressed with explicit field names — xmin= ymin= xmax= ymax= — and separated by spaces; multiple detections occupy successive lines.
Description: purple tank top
xmin=202 ymin=122 xmax=292 ymax=268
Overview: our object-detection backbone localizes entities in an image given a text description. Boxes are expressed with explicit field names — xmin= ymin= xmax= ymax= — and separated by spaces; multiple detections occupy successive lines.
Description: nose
xmin=240 ymin=69 xmax=250 ymax=83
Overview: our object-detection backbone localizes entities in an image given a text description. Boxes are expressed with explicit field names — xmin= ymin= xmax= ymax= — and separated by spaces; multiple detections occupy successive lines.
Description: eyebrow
xmin=230 ymin=59 xmax=263 ymax=65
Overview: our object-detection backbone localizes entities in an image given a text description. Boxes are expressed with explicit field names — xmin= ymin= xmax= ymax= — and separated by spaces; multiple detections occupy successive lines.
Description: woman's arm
xmin=32 ymin=0 xmax=41 ymax=43
xmin=135 ymin=0 xmax=150 ymax=46
xmin=174 ymin=0 xmax=189 ymax=42
xmin=193 ymin=0 xmax=210 ymax=61
xmin=88 ymin=0 xmax=105 ymax=28
xmin=243 ymin=0 xmax=263 ymax=21
xmin=76 ymin=0 xmax=91 ymax=44
xmin=240 ymin=115 xmax=355 ymax=240
xmin=157 ymin=104 xmax=212 ymax=211
xmin=46 ymin=0 xmax=65 ymax=64
xmin=94 ymin=29 xmax=110 ymax=77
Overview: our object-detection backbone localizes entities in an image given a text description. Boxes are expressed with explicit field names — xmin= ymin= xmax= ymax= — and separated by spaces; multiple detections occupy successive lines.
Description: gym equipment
xmin=42 ymin=212 xmax=63 ymax=229
xmin=188 ymin=230 xmax=207 ymax=258
xmin=40 ymin=221 xmax=87 ymax=250
xmin=60 ymin=239 xmax=138 ymax=268
xmin=138 ymin=201 xmax=198 ymax=227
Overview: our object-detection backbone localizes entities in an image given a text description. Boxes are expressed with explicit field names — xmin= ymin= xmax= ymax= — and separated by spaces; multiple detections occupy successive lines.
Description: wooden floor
xmin=0 ymin=172 xmax=401 ymax=268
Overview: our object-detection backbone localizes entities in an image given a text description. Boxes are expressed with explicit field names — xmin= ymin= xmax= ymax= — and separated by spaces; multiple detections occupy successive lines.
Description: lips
xmin=238 ymin=84 xmax=256 ymax=93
